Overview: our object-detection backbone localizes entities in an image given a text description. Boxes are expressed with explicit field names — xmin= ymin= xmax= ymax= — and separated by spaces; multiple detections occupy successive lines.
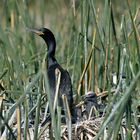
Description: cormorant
xmin=83 ymin=91 xmax=105 ymax=118
xmin=28 ymin=28 xmax=76 ymax=125
xmin=84 ymin=91 xmax=97 ymax=115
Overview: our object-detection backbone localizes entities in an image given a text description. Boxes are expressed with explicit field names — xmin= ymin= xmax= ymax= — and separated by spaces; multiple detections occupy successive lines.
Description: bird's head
xmin=27 ymin=27 xmax=55 ymax=42
xmin=27 ymin=27 xmax=56 ymax=56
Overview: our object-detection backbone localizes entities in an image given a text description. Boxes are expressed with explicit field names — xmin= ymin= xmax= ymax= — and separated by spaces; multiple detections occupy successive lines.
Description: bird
xmin=83 ymin=91 xmax=105 ymax=118
xmin=83 ymin=91 xmax=98 ymax=118
xmin=28 ymin=27 xmax=76 ymax=125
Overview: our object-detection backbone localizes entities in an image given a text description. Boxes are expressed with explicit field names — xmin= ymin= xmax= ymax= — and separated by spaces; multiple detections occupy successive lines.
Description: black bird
xmin=28 ymin=28 xmax=76 ymax=125
xmin=83 ymin=91 xmax=98 ymax=118
xmin=83 ymin=91 xmax=105 ymax=118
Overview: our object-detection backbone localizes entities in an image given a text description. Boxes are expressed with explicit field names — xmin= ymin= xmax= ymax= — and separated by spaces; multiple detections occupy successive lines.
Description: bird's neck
xmin=43 ymin=36 xmax=56 ymax=57
xmin=47 ymin=53 xmax=57 ymax=68
xmin=43 ymin=36 xmax=57 ymax=67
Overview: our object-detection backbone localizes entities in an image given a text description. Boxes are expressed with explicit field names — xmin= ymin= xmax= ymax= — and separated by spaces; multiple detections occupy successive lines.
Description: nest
xmin=39 ymin=117 xmax=103 ymax=140
xmin=61 ymin=117 xmax=103 ymax=140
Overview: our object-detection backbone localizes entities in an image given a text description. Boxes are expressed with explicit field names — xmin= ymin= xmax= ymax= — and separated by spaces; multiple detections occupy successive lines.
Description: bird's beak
xmin=26 ymin=28 xmax=44 ymax=35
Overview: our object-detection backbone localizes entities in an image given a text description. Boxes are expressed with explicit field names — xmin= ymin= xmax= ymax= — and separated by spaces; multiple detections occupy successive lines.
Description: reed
xmin=0 ymin=0 xmax=140 ymax=139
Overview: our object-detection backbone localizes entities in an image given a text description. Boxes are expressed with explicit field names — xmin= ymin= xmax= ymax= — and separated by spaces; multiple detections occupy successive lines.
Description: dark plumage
xmin=83 ymin=91 xmax=98 ymax=118
xmin=28 ymin=28 xmax=75 ymax=125
xmin=83 ymin=91 xmax=105 ymax=118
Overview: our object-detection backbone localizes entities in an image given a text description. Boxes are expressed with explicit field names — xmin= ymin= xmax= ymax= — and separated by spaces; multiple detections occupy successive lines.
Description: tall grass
xmin=0 ymin=0 xmax=140 ymax=139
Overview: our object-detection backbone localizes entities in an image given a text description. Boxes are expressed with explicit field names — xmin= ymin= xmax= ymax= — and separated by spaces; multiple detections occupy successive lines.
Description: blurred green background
xmin=1 ymin=0 xmax=139 ymax=94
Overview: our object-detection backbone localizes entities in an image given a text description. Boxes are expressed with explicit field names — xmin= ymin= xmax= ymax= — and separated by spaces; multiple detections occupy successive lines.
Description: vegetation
xmin=0 ymin=0 xmax=140 ymax=139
